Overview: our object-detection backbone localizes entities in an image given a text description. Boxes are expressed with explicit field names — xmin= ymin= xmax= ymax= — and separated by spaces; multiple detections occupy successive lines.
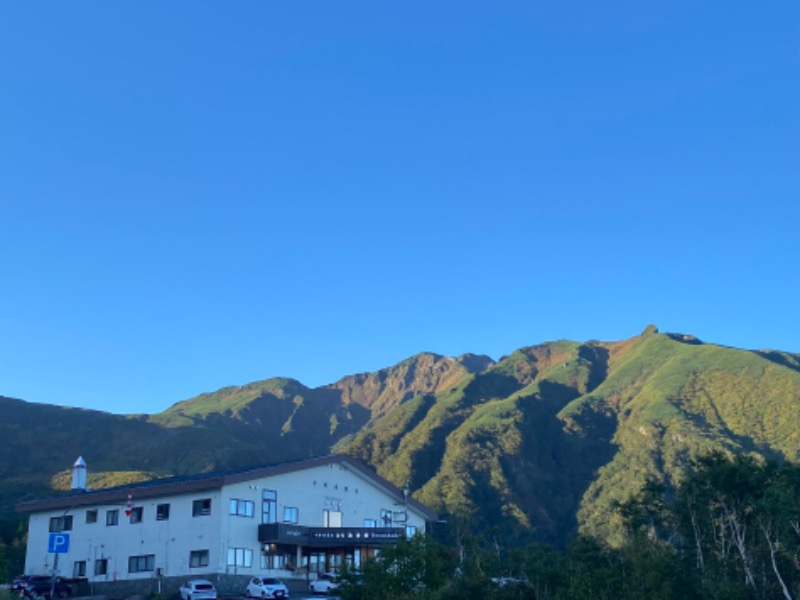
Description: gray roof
xmin=15 ymin=454 xmax=438 ymax=520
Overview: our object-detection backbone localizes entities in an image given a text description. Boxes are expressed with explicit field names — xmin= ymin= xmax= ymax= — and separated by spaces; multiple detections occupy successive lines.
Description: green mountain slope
xmin=2 ymin=327 xmax=799 ymax=548
xmin=152 ymin=377 xmax=370 ymax=465
xmin=337 ymin=327 xmax=800 ymax=545
xmin=326 ymin=352 xmax=493 ymax=419
xmin=0 ymin=353 xmax=466 ymax=511
xmin=338 ymin=338 xmax=619 ymax=542
xmin=565 ymin=328 xmax=800 ymax=544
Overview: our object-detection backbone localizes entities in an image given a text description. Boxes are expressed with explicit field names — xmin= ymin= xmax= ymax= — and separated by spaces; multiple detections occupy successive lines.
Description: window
xmin=192 ymin=499 xmax=211 ymax=517
xmin=261 ymin=553 xmax=287 ymax=570
xmin=94 ymin=559 xmax=108 ymax=576
xmin=283 ymin=506 xmax=298 ymax=524
xmin=49 ymin=515 xmax=73 ymax=532
xmin=86 ymin=510 xmax=98 ymax=524
xmin=363 ymin=518 xmax=377 ymax=528
xmin=190 ymin=550 xmax=209 ymax=568
xmin=229 ymin=499 xmax=254 ymax=517
xmin=261 ymin=490 xmax=277 ymax=524
xmin=322 ymin=509 xmax=342 ymax=528
xmin=130 ymin=507 xmax=143 ymax=524
xmin=106 ymin=510 xmax=119 ymax=526
xmin=406 ymin=525 xmax=417 ymax=538
xmin=128 ymin=554 xmax=155 ymax=573
xmin=156 ymin=504 xmax=170 ymax=521
xmin=227 ymin=548 xmax=253 ymax=568
xmin=380 ymin=509 xmax=392 ymax=527
xmin=73 ymin=561 xmax=86 ymax=577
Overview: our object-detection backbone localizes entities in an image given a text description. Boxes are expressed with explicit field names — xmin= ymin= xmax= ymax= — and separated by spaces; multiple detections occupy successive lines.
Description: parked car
xmin=245 ymin=576 xmax=289 ymax=598
xmin=308 ymin=573 xmax=339 ymax=595
xmin=179 ymin=579 xmax=217 ymax=600
xmin=12 ymin=576 xmax=50 ymax=592
xmin=16 ymin=577 xmax=72 ymax=599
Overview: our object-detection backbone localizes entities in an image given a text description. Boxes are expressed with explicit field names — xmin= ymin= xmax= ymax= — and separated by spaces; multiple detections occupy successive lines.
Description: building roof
xmin=15 ymin=454 xmax=438 ymax=520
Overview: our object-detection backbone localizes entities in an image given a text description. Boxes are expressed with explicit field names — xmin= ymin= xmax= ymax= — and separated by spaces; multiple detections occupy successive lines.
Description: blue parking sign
xmin=48 ymin=533 xmax=70 ymax=554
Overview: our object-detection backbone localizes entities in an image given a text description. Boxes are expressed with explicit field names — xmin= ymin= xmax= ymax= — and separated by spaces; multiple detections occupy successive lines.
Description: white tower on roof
xmin=71 ymin=456 xmax=87 ymax=491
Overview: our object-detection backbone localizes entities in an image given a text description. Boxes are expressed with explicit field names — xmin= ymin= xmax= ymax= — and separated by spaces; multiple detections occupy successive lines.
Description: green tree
xmin=339 ymin=535 xmax=452 ymax=600
xmin=0 ymin=539 xmax=8 ymax=583
xmin=0 ymin=518 xmax=26 ymax=584
xmin=560 ymin=537 xmax=624 ymax=600
xmin=620 ymin=452 xmax=800 ymax=600
xmin=619 ymin=533 xmax=695 ymax=600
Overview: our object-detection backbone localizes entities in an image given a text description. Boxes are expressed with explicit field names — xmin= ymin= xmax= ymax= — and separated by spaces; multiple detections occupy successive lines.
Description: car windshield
xmin=262 ymin=579 xmax=280 ymax=585
xmin=194 ymin=584 xmax=214 ymax=591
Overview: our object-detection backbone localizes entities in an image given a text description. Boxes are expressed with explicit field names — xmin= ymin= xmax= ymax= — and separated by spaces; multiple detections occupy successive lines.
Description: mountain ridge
xmin=3 ymin=327 xmax=799 ymax=547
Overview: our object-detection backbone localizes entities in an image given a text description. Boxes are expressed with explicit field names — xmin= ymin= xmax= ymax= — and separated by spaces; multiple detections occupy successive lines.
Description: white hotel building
xmin=17 ymin=455 xmax=436 ymax=592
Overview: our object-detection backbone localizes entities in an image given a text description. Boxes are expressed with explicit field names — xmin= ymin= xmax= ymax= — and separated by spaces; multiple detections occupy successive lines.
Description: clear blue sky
xmin=1 ymin=2 xmax=798 ymax=415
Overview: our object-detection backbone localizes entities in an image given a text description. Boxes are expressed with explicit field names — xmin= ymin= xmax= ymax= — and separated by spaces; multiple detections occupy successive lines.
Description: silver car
xmin=245 ymin=577 xmax=289 ymax=599
xmin=179 ymin=580 xmax=217 ymax=600
xmin=308 ymin=573 xmax=339 ymax=595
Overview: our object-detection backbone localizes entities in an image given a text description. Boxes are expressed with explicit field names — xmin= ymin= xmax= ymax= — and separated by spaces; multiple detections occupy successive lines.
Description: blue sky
xmin=1 ymin=2 xmax=798 ymax=415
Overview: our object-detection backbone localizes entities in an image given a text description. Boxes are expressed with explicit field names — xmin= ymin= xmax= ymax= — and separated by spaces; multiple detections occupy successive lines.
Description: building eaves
xmin=16 ymin=454 xmax=438 ymax=521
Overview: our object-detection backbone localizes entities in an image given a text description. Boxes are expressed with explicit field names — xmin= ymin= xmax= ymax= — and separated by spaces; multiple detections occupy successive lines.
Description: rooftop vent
xmin=71 ymin=456 xmax=87 ymax=491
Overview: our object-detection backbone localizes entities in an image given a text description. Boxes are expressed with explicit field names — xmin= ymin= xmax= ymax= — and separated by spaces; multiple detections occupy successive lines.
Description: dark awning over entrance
xmin=259 ymin=523 xmax=405 ymax=548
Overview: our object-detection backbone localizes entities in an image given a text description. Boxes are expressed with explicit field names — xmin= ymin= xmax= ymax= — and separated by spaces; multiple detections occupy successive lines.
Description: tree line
xmin=0 ymin=518 xmax=26 ymax=585
xmin=2 ymin=452 xmax=798 ymax=598
xmin=339 ymin=453 xmax=800 ymax=600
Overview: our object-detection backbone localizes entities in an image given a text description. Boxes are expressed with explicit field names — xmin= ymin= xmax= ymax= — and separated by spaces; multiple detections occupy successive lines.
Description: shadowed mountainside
xmin=3 ymin=327 xmax=799 ymax=546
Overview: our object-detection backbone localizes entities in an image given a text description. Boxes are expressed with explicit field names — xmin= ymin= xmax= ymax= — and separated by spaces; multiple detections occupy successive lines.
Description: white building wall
xmin=23 ymin=461 xmax=428 ymax=582
xmin=221 ymin=462 xmax=426 ymax=532
xmin=25 ymin=490 xmax=224 ymax=581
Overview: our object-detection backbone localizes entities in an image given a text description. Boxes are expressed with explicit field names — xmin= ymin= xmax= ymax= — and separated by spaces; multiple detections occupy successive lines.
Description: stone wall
xmin=84 ymin=573 xmax=310 ymax=599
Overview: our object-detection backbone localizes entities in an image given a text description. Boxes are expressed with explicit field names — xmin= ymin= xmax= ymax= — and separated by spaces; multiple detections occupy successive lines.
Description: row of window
xmin=71 ymin=549 xmax=253 ymax=576
xmin=49 ymin=500 xmax=203 ymax=532
xmin=230 ymin=498 xmax=298 ymax=523
xmin=72 ymin=552 xmax=205 ymax=577
xmin=49 ymin=494 xmax=398 ymax=533
xmin=321 ymin=509 xmax=396 ymax=529
xmin=50 ymin=494 xmax=278 ymax=532
xmin=72 ymin=526 xmax=413 ymax=579
xmin=72 ymin=558 xmax=107 ymax=577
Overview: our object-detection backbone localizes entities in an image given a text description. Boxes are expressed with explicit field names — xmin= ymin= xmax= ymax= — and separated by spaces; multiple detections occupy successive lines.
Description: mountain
xmin=341 ymin=326 xmax=800 ymax=545
xmin=3 ymin=326 xmax=799 ymax=547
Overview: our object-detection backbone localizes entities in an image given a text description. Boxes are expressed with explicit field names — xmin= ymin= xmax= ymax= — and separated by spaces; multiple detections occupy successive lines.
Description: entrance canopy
xmin=259 ymin=523 xmax=405 ymax=549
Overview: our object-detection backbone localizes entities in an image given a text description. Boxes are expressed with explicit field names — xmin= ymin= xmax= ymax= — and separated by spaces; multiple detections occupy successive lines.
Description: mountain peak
xmin=642 ymin=324 xmax=659 ymax=335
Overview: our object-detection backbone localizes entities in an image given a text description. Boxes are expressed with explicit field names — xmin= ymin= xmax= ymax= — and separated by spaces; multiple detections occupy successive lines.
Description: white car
xmin=179 ymin=580 xmax=217 ymax=600
xmin=308 ymin=573 xmax=339 ymax=594
xmin=245 ymin=577 xmax=289 ymax=599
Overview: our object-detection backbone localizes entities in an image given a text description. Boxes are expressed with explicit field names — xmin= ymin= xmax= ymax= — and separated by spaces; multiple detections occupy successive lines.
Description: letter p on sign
xmin=48 ymin=532 xmax=70 ymax=554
